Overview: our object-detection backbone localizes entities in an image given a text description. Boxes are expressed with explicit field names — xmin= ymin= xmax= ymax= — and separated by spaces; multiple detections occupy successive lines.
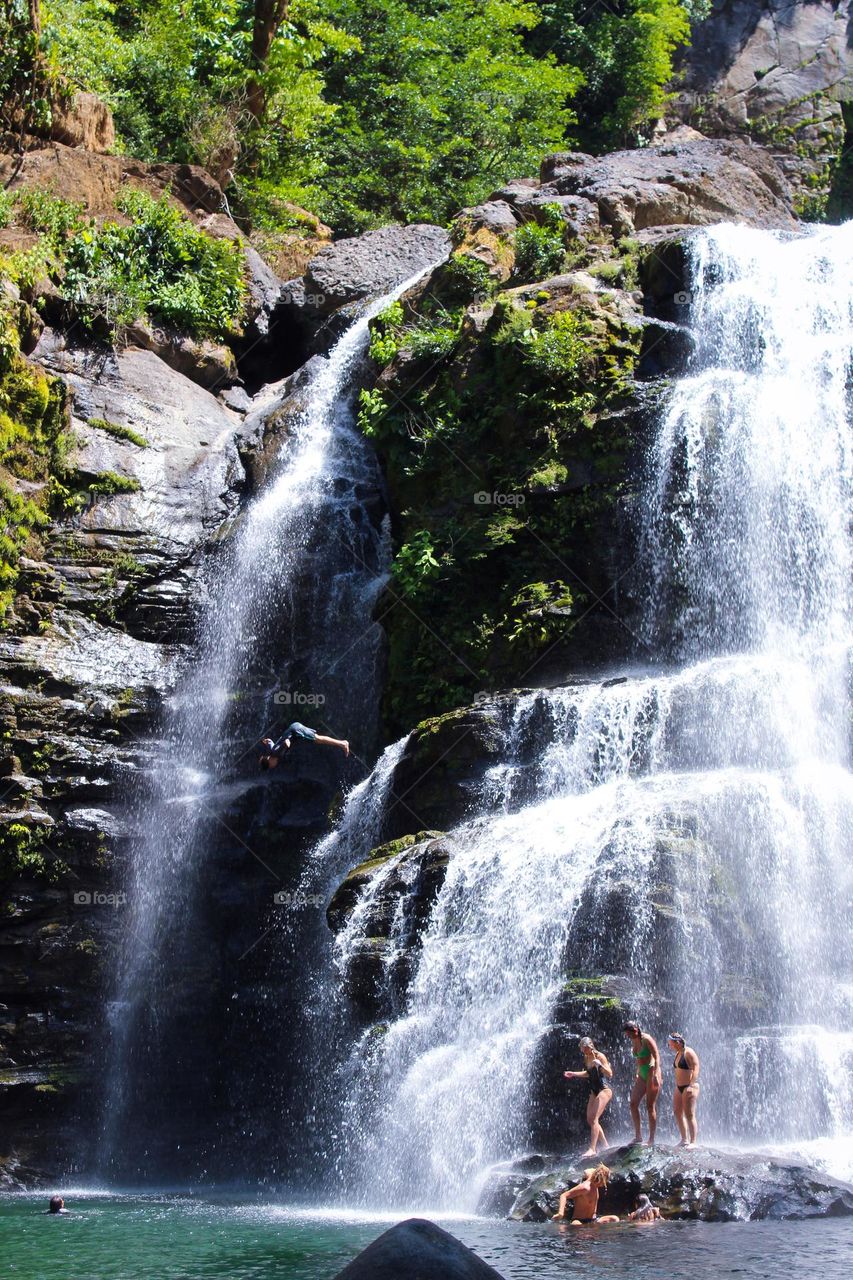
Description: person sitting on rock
xmin=258 ymin=723 xmax=349 ymax=769
xmin=624 ymin=1021 xmax=662 ymax=1145
xmin=551 ymin=1164 xmax=620 ymax=1226
xmin=668 ymin=1032 xmax=700 ymax=1148
xmin=628 ymin=1193 xmax=661 ymax=1223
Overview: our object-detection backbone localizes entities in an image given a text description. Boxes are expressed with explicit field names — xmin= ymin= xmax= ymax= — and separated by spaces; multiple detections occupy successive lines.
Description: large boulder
xmin=303 ymin=224 xmax=452 ymax=316
xmin=332 ymin=1218 xmax=507 ymax=1280
xmin=540 ymin=137 xmax=797 ymax=236
xmin=32 ymin=331 xmax=247 ymax=640
xmin=497 ymin=1144 xmax=853 ymax=1222
xmin=46 ymin=91 xmax=115 ymax=154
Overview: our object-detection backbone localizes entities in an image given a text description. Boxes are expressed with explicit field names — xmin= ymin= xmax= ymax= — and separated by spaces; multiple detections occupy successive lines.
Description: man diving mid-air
xmin=258 ymin=722 xmax=349 ymax=770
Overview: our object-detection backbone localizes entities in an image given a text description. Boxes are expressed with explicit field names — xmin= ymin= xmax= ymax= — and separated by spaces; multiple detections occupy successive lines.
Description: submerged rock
xmin=489 ymin=1143 xmax=853 ymax=1222
xmin=332 ymin=1217 xmax=507 ymax=1280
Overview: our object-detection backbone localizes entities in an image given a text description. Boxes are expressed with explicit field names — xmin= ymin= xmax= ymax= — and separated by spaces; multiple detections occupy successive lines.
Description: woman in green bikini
xmin=624 ymin=1021 xmax=662 ymax=1145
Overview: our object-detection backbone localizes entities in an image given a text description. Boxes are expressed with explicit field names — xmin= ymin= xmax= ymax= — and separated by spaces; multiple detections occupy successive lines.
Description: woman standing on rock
xmin=624 ymin=1021 xmax=662 ymax=1145
xmin=563 ymin=1037 xmax=613 ymax=1156
xmin=668 ymin=1032 xmax=700 ymax=1147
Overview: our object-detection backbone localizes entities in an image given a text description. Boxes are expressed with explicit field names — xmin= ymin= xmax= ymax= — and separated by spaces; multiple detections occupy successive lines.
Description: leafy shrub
xmin=444 ymin=253 xmax=495 ymax=300
xmin=394 ymin=530 xmax=441 ymax=596
xmin=369 ymin=301 xmax=404 ymax=365
xmin=520 ymin=309 xmax=587 ymax=381
xmin=514 ymin=221 xmax=566 ymax=283
xmin=60 ymin=190 xmax=246 ymax=338
xmin=15 ymin=190 xmax=84 ymax=245
xmin=407 ymin=319 xmax=460 ymax=361
xmin=357 ymin=387 xmax=387 ymax=437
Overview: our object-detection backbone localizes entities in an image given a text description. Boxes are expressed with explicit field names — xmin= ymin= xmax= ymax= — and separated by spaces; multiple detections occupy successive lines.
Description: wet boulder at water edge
xmin=481 ymin=1144 xmax=853 ymax=1222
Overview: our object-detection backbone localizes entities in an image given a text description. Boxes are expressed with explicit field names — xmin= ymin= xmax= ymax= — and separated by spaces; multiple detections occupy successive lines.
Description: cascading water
xmin=97 ymin=270 xmax=434 ymax=1178
xmin=327 ymin=221 xmax=853 ymax=1208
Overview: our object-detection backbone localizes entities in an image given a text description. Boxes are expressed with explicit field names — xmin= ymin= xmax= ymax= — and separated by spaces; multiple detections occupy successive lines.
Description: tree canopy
xmin=0 ymin=0 xmax=702 ymax=232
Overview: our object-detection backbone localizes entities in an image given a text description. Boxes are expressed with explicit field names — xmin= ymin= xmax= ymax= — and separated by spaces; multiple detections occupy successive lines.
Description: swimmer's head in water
xmin=635 ymin=1194 xmax=652 ymax=1209
xmin=48 ymin=1196 xmax=64 ymax=1214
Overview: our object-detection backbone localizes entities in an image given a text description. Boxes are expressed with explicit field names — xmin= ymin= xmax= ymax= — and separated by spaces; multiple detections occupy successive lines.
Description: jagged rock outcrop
xmin=480 ymin=1143 xmax=853 ymax=1222
xmin=33 ymin=331 xmax=247 ymax=640
xmin=675 ymin=0 xmax=852 ymax=214
xmin=539 ymin=136 xmax=797 ymax=235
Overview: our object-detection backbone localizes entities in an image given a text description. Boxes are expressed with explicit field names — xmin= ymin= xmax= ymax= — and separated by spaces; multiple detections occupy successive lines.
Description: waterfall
xmin=97 ymin=270 xmax=434 ymax=1178
xmin=329 ymin=222 xmax=853 ymax=1207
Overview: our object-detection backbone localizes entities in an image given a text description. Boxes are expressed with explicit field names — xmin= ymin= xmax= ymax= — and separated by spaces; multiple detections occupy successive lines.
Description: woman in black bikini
xmin=668 ymin=1032 xmax=700 ymax=1147
xmin=563 ymin=1037 xmax=613 ymax=1156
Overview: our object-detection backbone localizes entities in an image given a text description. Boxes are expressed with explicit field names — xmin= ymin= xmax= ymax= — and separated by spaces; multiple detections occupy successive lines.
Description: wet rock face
xmin=326 ymin=832 xmax=452 ymax=1011
xmin=484 ymin=1143 xmax=853 ymax=1222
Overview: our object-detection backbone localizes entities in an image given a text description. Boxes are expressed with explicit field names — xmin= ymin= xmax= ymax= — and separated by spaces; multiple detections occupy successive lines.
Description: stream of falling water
xmin=325 ymin=222 xmax=853 ymax=1208
xmin=97 ymin=269 xmax=436 ymax=1176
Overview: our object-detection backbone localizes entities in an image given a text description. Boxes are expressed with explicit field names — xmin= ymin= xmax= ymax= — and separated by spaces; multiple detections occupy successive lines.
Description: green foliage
xmin=407 ymin=315 xmax=460 ymax=361
xmin=444 ymin=253 xmax=495 ymax=299
xmin=84 ymin=469 xmax=141 ymax=494
xmin=827 ymin=103 xmax=853 ymax=225
xmin=364 ymin=262 xmax=642 ymax=727
xmin=0 ymin=821 xmax=62 ymax=883
xmin=357 ymin=387 xmax=387 ymax=437
xmin=393 ymin=529 xmax=441 ymax=596
xmin=15 ymin=189 xmax=84 ymax=245
xmin=514 ymin=219 xmax=567 ymax=283
xmin=368 ymin=300 xmax=404 ymax=365
xmin=0 ymin=297 xmax=70 ymax=620
xmin=87 ymin=417 xmax=149 ymax=448
xmin=299 ymin=0 xmax=582 ymax=232
xmin=27 ymin=1 xmax=696 ymax=230
xmin=59 ymin=190 xmax=246 ymax=337
xmin=531 ymin=0 xmax=693 ymax=150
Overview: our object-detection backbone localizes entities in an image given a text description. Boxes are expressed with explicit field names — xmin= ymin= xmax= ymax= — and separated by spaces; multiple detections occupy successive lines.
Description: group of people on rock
xmin=563 ymin=1022 xmax=700 ymax=1157
xmin=552 ymin=1022 xmax=700 ymax=1226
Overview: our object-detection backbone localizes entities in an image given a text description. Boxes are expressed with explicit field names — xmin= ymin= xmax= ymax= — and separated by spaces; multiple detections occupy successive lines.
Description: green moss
xmin=85 ymin=470 xmax=141 ymax=495
xmin=0 ymin=298 xmax=71 ymax=621
xmin=87 ymin=417 xmax=149 ymax=449
xmin=561 ymin=975 xmax=624 ymax=1011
